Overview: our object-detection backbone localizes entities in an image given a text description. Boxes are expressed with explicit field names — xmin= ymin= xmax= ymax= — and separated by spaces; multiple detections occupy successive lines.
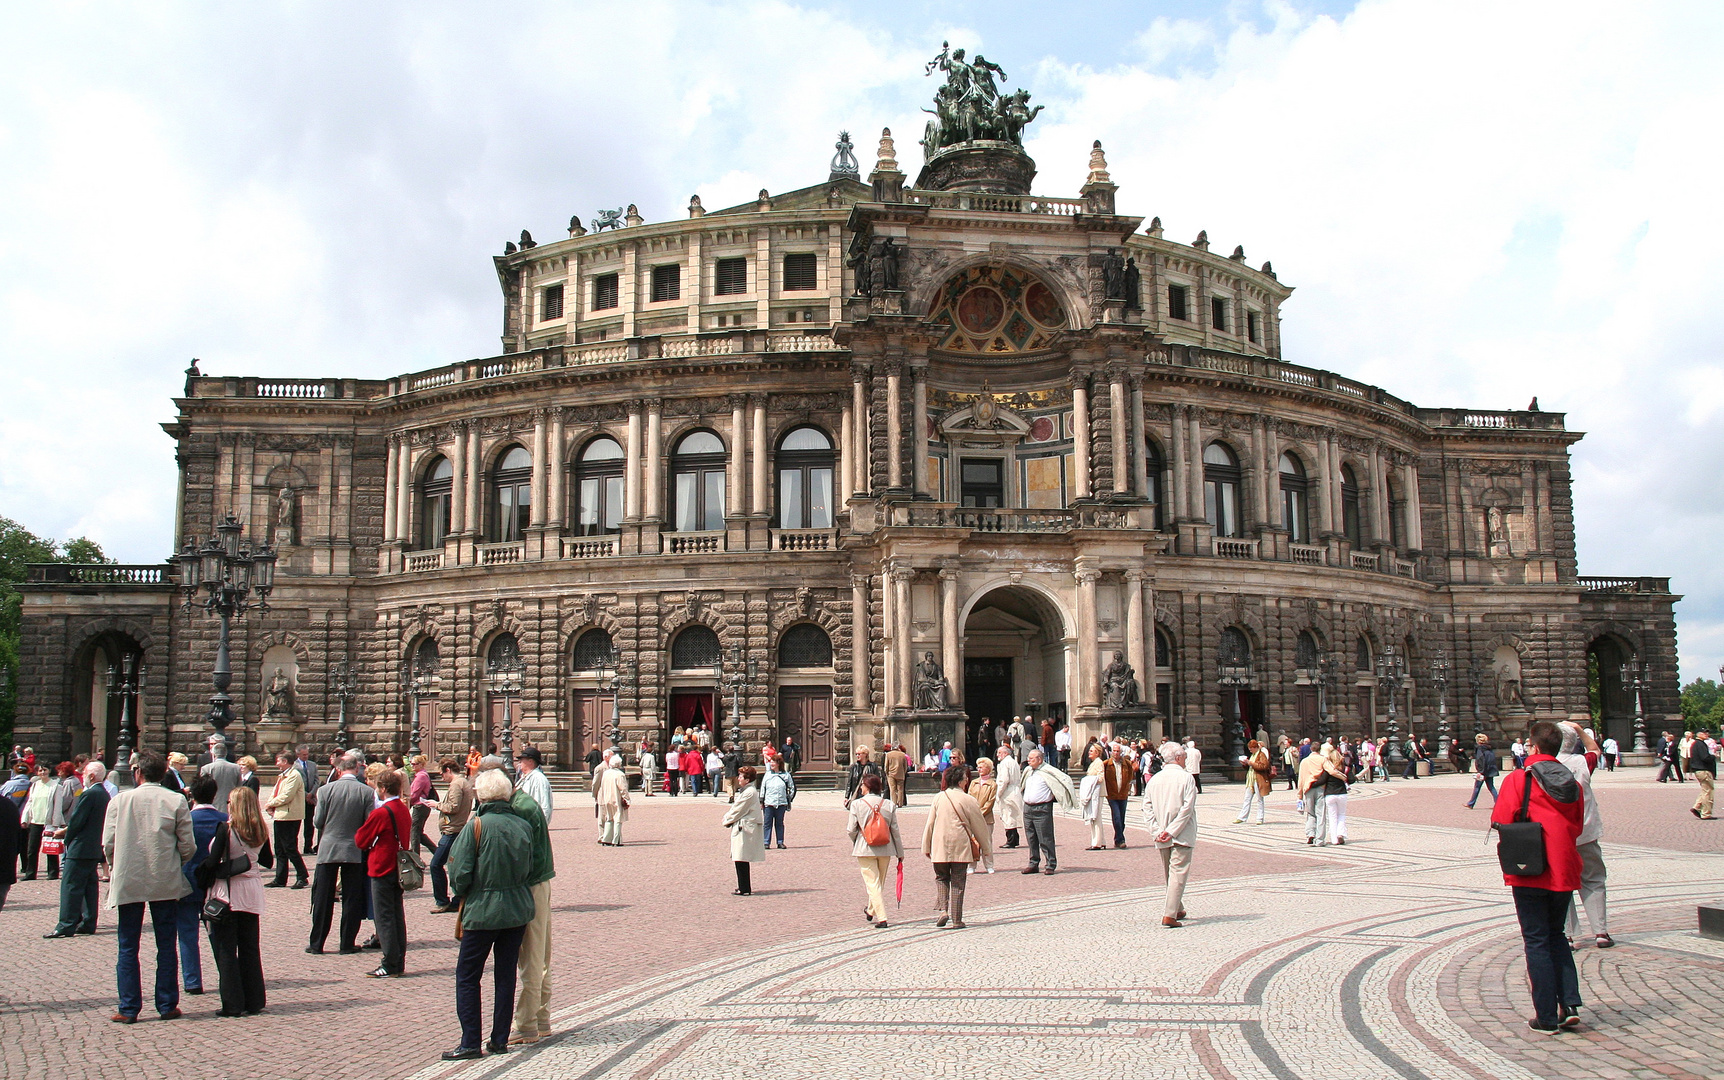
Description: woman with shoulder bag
xmin=354 ymin=768 xmax=413 ymax=979
xmin=922 ymin=765 xmax=990 ymax=929
xmin=846 ymin=773 xmax=903 ymax=927
xmin=206 ymin=786 xmax=271 ymax=1017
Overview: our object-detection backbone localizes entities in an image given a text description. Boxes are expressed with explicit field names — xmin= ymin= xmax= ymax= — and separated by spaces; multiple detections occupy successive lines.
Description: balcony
xmin=1215 ymin=538 xmax=1258 ymax=560
xmin=895 ymin=505 xmax=1138 ymax=533
xmin=478 ymin=541 xmax=524 ymax=565
xmin=773 ymin=529 xmax=837 ymax=551
xmin=562 ymin=537 xmax=618 ymax=559
xmin=25 ymin=564 xmax=171 ymax=585
xmin=1350 ymin=552 xmax=1380 ymax=572
xmin=1579 ymin=576 xmax=1671 ymax=594
xmin=664 ymin=531 xmax=724 ymax=555
xmin=1290 ymin=543 xmax=1325 ymax=566
xmin=404 ymin=550 xmax=443 ymax=573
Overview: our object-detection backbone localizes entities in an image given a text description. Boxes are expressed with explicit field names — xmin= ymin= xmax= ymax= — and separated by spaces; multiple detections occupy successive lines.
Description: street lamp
xmin=1430 ymin=652 xmax=1451 ymax=759
xmin=1218 ymin=661 xmax=1252 ymax=764
xmin=716 ymin=644 xmax=758 ymax=751
xmin=331 ymin=659 xmax=358 ymax=751
xmin=1315 ymin=651 xmax=1341 ymax=743
xmin=1619 ymin=660 xmax=1649 ymax=754
xmin=404 ymin=654 xmax=435 ymax=759
xmin=600 ymin=652 xmax=637 ymax=752
xmin=171 ymin=514 xmax=276 ymax=754
xmin=1377 ymin=645 xmax=1407 ymax=765
xmin=1468 ymin=656 xmax=1486 ymax=737
xmin=106 ymin=652 xmax=144 ymax=787
xmin=486 ymin=643 xmax=525 ymax=768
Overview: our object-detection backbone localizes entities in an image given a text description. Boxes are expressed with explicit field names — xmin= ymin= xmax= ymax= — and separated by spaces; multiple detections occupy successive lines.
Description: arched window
xmin=486 ymin=632 xmax=521 ymax=672
xmin=775 ymin=427 xmax=835 ymax=529
xmin=1355 ymin=635 xmax=1371 ymax=672
xmin=572 ymin=627 xmax=614 ymax=670
xmin=414 ymin=637 xmax=440 ymax=674
xmin=1279 ymin=452 xmax=1309 ymax=543
xmin=672 ymin=431 xmax=726 ymax=532
xmin=1219 ymin=626 xmax=1251 ymax=667
xmin=778 ymin=623 xmax=832 ymax=668
xmin=671 ymin=625 xmax=721 ymax=670
xmin=1145 ymin=439 xmax=1165 ymax=531
xmin=420 ymin=456 xmax=453 ymax=550
xmin=1340 ymin=464 xmax=1362 ymax=547
xmin=573 ymin=438 xmax=624 ymax=536
xmin=1203 ymin=442 xmax=1242 ymax=538
xmin=1154 ymin=627 xmax=1172 ymax=668
xmin=491 ymin=446 xmax=532 ymax=542
xmin=1296 ymin=630 xmax=1319 ymax=671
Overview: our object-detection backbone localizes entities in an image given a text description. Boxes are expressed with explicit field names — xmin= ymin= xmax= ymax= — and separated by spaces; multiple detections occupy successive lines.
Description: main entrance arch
xmin=67 ymin=630 xmax=143 ymax=764
xmin=960 ymin=585 xmax=1070 ymax=762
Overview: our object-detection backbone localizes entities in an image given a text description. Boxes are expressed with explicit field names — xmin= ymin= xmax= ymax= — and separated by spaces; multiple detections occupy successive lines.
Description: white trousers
xmin=1323 ymin=792 xmax=1347 ymax=841
xmin=1238 ymin=789 xmax=1267 ymax=822
xmin=1564 ymin=839 xmax=1609 ymax=936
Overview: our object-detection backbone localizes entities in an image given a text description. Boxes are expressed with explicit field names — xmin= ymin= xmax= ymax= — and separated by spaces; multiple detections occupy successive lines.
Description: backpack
xmin=860 ymin=798 xmax=891 ymax=847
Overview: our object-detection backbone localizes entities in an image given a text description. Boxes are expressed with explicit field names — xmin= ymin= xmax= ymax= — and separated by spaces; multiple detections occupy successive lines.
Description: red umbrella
xmin=895 ymin=858 xmax=904 ymax=908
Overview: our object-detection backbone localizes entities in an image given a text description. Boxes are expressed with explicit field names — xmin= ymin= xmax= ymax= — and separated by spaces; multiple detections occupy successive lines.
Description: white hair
xmin=83 ymin=761 xmax=107 ymax=785
xmin=473 ymin=769 xmax=513 ymax=803
xmin=1161 ymin=744 xmax=1185 ymax=765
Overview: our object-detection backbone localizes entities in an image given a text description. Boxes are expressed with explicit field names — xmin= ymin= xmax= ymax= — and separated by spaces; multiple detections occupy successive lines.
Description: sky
xmin=1 ymin=1 xmax=1720 ymax=682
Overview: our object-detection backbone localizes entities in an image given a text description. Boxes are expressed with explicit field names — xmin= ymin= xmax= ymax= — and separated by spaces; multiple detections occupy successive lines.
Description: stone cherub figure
xmin=914 ymin=651 xmax=949 ymax=711
xmin=1102 ymin=650 xmax=1141 ymax=710
xmin=262 ymin=667 xmax=293 ymax=719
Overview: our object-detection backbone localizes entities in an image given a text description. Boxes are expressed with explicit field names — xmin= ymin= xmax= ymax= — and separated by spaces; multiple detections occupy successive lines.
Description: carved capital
xmin=1075 ymin=569 xmax=1101 ymax=587
xmin=729 ymin=394 xmax=749 ymax=412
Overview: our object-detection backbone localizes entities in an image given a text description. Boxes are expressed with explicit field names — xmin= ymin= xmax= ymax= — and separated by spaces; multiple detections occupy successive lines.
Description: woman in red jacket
xmin=355 ymin=769 xmax=412 ymax=979
xmin=1490 ymin=721 xmax=1586 ymax=1034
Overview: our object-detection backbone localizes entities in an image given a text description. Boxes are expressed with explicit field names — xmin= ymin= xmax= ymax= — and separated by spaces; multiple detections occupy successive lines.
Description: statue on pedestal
xmin=273 ymin=487 xmax=295 ymax=547
xmin=914 ymin=652 xmax=949 ymax=712
xmin=262 ymin=667 xmax=294 ymax=719
xmin=1102 ymin=650 xmax=1140 ymax=710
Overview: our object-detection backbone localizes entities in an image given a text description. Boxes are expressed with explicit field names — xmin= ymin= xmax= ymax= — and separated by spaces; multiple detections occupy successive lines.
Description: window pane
xmin=603 ymin=476 xmax=622 ymax=532
xmin=809 ymin=468 xmax=832 ymax=528
xmin=675 ymin=473 xmax=698 ymax=532
xmin=703 ymin=470 xmax=725 ymax=531
xmin=1204 ymin=481 xmax=1219 ymax=529
xmin=780 ymin=426 xmax=831 ymax=451
xmin=1221 ymin=483 xmax=1238 ymax=537
xmin=579 ymin=478 xmax=599 ymax=532
xmin=779 ymin=469 xmax=803 ymax=529
xmin=514 ymin=483 xmax=531 ymax=539
xmin=677 ymin=430 xmax=724 ymax=455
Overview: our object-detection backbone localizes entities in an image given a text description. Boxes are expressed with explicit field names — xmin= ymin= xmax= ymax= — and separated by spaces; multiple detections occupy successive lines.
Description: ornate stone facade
xmin=14 ymin=98 xmax=1680 ymax=772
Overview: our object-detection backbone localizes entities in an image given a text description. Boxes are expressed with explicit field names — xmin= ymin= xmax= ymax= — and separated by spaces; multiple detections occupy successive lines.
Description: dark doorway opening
xmin=964 ymin=657 xmax=1013 ymax=762
xmin=670 ymin=690 xmax=717 ymax=748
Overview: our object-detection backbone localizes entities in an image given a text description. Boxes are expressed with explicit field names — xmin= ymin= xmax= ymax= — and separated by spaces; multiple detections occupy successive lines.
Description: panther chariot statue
xmin=916 ymin=42 xmax=1044 ymax=195
xmin=591 ymin=207 xmax=625 ymax=232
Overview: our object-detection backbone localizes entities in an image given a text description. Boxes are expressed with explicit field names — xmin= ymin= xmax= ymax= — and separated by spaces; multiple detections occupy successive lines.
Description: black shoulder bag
xmin=1492 ymin=769 xmax=1546 ymax=877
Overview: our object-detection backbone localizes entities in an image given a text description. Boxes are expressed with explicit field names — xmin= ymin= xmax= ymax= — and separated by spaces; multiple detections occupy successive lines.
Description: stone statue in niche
xmin=1494 ymin=664 xmax=1524 ymax=710
xmin=914 ymin=651 xmax=949 ymax=711
xmin=1485 ymin=507 xmax=1509 ymax=557
xmin=273 ymin=487 xmax=295 ymax=547
xmin=1101 ymin=249 xmax=1126 ymax=301
xmin=1102 ymin=650 xmax=1141 ymax=710
xmin=262 ymin=667 xmax=294 ymax=719
xmin=849 ymin=239 xmax=874 ymax=296
xmin=1123 ymin=258 xmax=1142 ymax=310
xmin=874 ymin=237 xmax=901 ymax=293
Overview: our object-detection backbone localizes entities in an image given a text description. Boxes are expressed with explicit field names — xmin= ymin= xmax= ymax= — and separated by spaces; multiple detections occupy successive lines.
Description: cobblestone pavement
xmin=2 ymin=770 xmax=1716 ymax=1079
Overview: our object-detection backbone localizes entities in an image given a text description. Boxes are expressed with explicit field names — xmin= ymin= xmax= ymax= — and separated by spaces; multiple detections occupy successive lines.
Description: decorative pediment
xmin=939 ymin=382 xmax=1032 ymax=438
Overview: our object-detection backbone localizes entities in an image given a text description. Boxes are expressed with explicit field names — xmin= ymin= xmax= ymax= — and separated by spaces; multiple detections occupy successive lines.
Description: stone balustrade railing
xmin=26 ymin=564 xmax=171 ymax=585
xmin=1578 ymin=576 xmax=1671 ymax=594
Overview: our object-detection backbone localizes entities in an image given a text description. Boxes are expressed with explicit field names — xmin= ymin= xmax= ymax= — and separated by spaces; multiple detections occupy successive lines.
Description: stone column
xmin=1124 ymin=570 xmax=1147 ymax=697
xmin=750 ymin=394 xmax=768 ymax=515
xmin=1169 ymin=405 xmax=1189 ymax=521
xmin=880 ymin=565 xmax=897 ymax=709
xmin=1074 ymin=562 xmax=1100 ymax=708
xmin=644 ymin=400 xmax=662 ymax=521
xmin=549 ymin=411 xmax=566 ymax=526
xmin=1129 ymin=376 xmax=1148 ymax=497
xmin=1109 ymin=370 xmax=1129 ymax=495
xmin=1367 ymin=445 xmax=1387 ymax=544
xmin=1072 ymin=372 xmax=1092 ymax=499
xmin=1187 ymin=410 xmax=1204 ymax=519
xmin=885 ymin=362 xmax=903 ymax=490
xmin=383 ymin=434 xmax=399 ymax=541
xmin=940 ymin=567 xmax=961 ymax=710
xmin=893 ymin=566 xmax=914 ymax=711
xmin=839 ymin=397 xmax=854 ymax=505
xmin=465 ymin=424 xmax=481 ymax=538
xmin=450 ymin=423 xmax=468 ymax=535
xmin=729 ymin=395 xmax=747 ymax=517
xmin=1314 ymin=431 xmax=1334 ymax=535
xmin=1402 ymin=461 xmax=1422 ymax=550
xmin=912 ymin=366 xmax=929 ymax=497
xmin=1262 ymin=416 xmax=1279 ymax=528
xmin=852 ymin=369 xmax=870 ymax=496
xmin=529 ymin=410 xmax=547 ymax=526
xmin=851 ymin=575 xmax=872 ymax=711
xmin=396 ymin=438 xmax=413 ymax=543
xmin=624 ymin=401 xmax=643 ymax=520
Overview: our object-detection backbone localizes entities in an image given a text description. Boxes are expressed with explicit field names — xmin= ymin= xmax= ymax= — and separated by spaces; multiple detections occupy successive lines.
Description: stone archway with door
xmin=776 ymin=623 xmax=836 ymax=771
xmin=1586 ymin=632 xmax=1640 ymax=748
xmin=958 ymin=584 xmax=1072 ymax=766
xmin=65 ymin=629 xmax=145 ymax=765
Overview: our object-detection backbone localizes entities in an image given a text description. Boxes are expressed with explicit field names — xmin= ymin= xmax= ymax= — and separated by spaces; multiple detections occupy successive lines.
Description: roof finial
xmin=757 ymin=189 xmax=773 ymax=212
xmin=829 ymin=130 xmax=860 ymax=181
xmin=1192 ymin=229 xmax=1209 ymax=251
xmin=1086 ymin=140 xmax=1111 ymax=185
xmin=687 ymin=195 xmax=705 ymax=218
xmin=624 ymin=204 xmax=643 ymax=227
xmin=876 ymin=127 xmax=899 ymax=173
xmin=1230 ymin=245 xmax=1245 ymax=261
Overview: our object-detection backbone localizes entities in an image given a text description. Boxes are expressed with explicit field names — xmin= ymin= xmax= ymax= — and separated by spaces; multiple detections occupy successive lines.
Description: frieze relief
xmin=928 ymin=386 xmax=1072 ymax=411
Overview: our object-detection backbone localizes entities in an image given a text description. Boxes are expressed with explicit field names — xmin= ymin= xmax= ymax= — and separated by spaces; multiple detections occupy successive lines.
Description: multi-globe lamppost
xmin=331 ymin=659 xmax=358 ymax=751
xmin=1377 ymin=644 xmax=1406 ymax=766
xmin=486 ymin=645 xmax=525 ymax=772
xmin=106 ymin=652 xmax=144 ymax=787
xmin=599 ymin=651 xmax=638 ymax=752
xmin=172 ymin=514 xmax=276 ymax=753
xmin=1430 ymin=651 xmax=1451 ymax=759
xmin=717 ymin=645 xmax=758 ymax=750
xmin=1218 ymin=660 xmax=1252 ymax=764
xmin=1315 ymin=651 xmax=1341 ymax=744
xmin=405 ymin=654 xmax=436 ymax=758
xmin=1620 ymin=660 xmax=1650 ymax=754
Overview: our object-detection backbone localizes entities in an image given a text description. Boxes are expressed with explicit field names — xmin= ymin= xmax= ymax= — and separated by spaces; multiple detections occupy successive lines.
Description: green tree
xmin=1681 ymin=678 xmax=1724 ymax=734
xmin=0 ymin=516 xmax=111 ymax=745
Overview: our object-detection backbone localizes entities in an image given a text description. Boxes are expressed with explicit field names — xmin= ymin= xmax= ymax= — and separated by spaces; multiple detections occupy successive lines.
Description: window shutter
xmin=592 ymin=273 xmax=619 ymax=311
xmin=541 ymin=284 xmax=564 ymax=320
xmin=715 ymin=257 xmax=748 ymax=295
xmin=1167 ymin=285 xmax=1188 ymax=321
xmin=782 ymin=253 xmax=818 ymax=291
xmin=1211 ymin=296 xmax=1227 ymax=331
xmin=652 ymin=264 xmax=681 ymax=302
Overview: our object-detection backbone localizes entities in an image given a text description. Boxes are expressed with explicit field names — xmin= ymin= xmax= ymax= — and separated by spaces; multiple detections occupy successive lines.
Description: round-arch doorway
xmin=958 ymin=586 xmax=1069 ymax=764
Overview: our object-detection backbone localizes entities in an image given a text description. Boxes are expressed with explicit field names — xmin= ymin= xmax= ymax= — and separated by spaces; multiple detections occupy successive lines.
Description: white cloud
xmin=1 ymin=0 xmax=1720 ymax=681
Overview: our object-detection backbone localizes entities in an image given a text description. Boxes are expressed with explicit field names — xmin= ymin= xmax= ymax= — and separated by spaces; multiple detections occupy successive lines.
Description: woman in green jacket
xmin=443 ymin=769 xmax=536 ymax=1060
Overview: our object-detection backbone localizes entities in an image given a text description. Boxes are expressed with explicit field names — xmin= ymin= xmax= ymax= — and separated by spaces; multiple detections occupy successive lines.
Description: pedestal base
xmin=914 ymin=142 xmax=1036 ymax=195
xmin=1101 ymin=707 xmax=1160 ymax=745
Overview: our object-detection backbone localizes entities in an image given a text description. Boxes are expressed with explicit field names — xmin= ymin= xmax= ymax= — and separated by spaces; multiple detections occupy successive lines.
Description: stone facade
xmin=14 ymin=129 xmax=1680 ymax=772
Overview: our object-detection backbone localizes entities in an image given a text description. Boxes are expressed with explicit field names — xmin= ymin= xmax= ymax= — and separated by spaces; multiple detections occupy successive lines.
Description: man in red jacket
xmin=1491 ymin=721 xmax=1586 ymax=1034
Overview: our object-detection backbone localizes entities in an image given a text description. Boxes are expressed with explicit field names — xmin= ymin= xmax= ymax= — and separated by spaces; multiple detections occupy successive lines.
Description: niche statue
xmin=262 ymin=667 xmax=294 ymax=719
xmin=1101 ymin=650 xmax=1140 ymax=710
xmin=914 ymin=651 xmax=949 ymax=712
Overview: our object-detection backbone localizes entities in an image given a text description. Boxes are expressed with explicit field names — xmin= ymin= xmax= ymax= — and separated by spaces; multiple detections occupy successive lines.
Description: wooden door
xmin=568 ymin=691 xmax=613 ymax=768
xmin=778 ymin=687 xmax=834 ymax=770
xmin=1294 ymin=687 xmax=1319 ymax=743
xmin=417 ymin=700 xmax=440 ymax=761
xmin=486 ymin=697 xmax=520 ymax=757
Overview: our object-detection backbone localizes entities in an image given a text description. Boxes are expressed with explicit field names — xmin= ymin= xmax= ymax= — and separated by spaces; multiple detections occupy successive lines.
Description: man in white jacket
xmin=1143 ymin=744 xmax=1198 ymax=928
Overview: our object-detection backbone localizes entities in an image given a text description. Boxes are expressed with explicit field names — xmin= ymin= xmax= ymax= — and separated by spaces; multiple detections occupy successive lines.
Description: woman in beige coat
xmin=721 ymin=766 xmax=765 ymax=895
xmin=968 ymin=759 xmax=997 ymax=874
xmin=595 ymin=759 xmax=630 ymax=846
xmin=846 ymin=774 xmax=904 ymax=928
xmin=921 ymin=765 xmax=992 ymax=929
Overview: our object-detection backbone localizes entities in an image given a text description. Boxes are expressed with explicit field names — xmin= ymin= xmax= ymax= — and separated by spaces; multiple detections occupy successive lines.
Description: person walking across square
xmin=104 ymin=751 xmax=195 ymax=1023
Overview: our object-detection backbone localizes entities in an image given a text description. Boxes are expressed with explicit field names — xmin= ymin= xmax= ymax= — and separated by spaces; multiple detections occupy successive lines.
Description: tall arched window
xmin=573 ymin=437 xmax=624 ymax=535
xmin=778 ymin=624 xmax=832 ymax=668
xmin=1203 ymin=442 xmax=1242 ymax=538
xmin=671 ymin=625 xmax=721 ymax=670
xmin=672 ymin=431 xmax=726 ymax=532
xmin=414 ymin=637 xmax=440 ymax=674
xmin=1295 ymin=630 xmax=1319 ymax=671
xmin=572 ymin=627 xmax=614 ymax=670
xmin=1355 ymin=635 xmax=1371 ymax=672
xmin=1389 ymin=479 xmax=1407 ymax=550
xmin=1145 ymin=439 xmax=1165 ymax=531
xmin=491 ymin=446 xmax=532 ymax=542
xmin=420 ymin=456 xmax=453 ymax=549
xmin=487 ymin=632 xmax=521 ymax=672
xmin=1340 ymin=464 xmax=1362 ymax=547
xmin=1279 ymin=452 xmax=1309 ymax=542
xmin=1219 ymin=626 xmax=1252 ymax=667
xmin=776 ymin=427 xmax=835 ymax=529
xmin=1155 ymin=627 xmax=1172 ymax=668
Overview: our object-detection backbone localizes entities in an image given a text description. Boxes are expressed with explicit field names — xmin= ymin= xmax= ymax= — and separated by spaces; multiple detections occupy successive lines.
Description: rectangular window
xmin=779 ymin=469 xmax=803 ymax=530
xmin=1247 ymin=310 xmax=1261 ymax=343
xmin=715 ymin=257 xmax=748 ymax=295
xmin=541 ymin=284 xmax=564 ymax=321
xmin=651 ymin=264 xmax=681 ymax=303
xmin=783 ymin=252 xmax=818 ymax=291
xmin=592 ymin=273 xmax=619 ymax=311
xmin=1167 ymin=284 xmax=1189 ymax=321
xmin=702 ymin=471 xmax=725 ymax=531
xmin=961 ymin=459 xmax=1004 ymax=508
xmin=1211 ymin=296 xmax=1228 ymax=331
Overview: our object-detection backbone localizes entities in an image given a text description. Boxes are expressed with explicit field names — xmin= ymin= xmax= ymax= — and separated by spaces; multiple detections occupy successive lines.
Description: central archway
xmin=959 ymin=585 xmax=1070 ymax=763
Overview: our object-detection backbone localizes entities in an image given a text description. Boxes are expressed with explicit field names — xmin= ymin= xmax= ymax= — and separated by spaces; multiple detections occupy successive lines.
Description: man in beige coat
xmin=922 ymin=765 xmax=992 ymax=929
xmin=595 ymin=756 xmax=630 ymax=846
xmin=1142 ymin=743 xmax=1198 ymax=927
xmin=103 ymin=750 xmax=195 ymax=1023
xmin=883 ymin=744 xmax=910 ymax=807
xmin=264 ymin=750 xmax=308 ymax=888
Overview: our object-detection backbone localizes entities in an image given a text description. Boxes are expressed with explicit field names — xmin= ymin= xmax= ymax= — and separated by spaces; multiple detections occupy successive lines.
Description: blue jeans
xmin=762 ymin=804 xmax=786 ymax=846
xmin=1512 ymin=886 xmax=1581 ymax=1026
xmin=1468 ymin=774 xmax=1498 ymax=807
xmin=1109 ymin=799 xmax=1128 ymax=846
xmin=117 ymin=899 xmax=180 ymax=1018
xmin=455 ymin=924 xmax=526 ymax=1050
xmin=176 ymin=889 xmax=205 ymax=990
xmin=429 ymin=833 xmax=457 ymax=907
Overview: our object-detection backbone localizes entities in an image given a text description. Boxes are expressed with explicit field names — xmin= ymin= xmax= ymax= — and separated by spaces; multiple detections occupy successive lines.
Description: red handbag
xmin=41 ymin=835 xmax=65 ymax=857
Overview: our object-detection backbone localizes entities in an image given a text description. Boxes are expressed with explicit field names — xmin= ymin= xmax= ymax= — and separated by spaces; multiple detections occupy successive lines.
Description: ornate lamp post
xmin=1620 ymin=660 xmax=1649 ymax=754
xmin=1315 ymin=651 xmax=1341 ymax=743
xmin=1430 ymin=652 xmax=1451 ymax=759
xmin=601 ymin=653 xmax=637 ymax=752
xmin=716 ymin=644 xmax=759 ymax=750
xmin=1217 ymin=661 xmax=1252 ymax=764
xmin=486 ymin=646 xmax=525 ymax=770
xmin=1377 ymin=645 xmax=1407 ymax=765
xmin=330 ymin=658 xmax=358 ymax=752
xmin=404 ymin=655 xmax=435 ymax=758
xmin=172 ymin=514 xmax=276 ymax=754
xmin=106 ymin=652 xmax=145 ymax=787
xmin=1468 ymin=656 xmax=1486 ymax=737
